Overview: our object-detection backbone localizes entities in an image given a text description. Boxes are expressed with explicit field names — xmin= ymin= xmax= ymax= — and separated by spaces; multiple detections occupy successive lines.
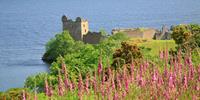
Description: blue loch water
xmin=0 ymin=0 xmax=200 ymax=91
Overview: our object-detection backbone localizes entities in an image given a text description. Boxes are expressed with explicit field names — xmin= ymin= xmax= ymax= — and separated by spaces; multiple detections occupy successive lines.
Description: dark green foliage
xmin=24 ymin=73 xmax=49 ymax=92
xmin=112 ymin=41 xmax=143 ymax=68
xmin=0 ymin=88 xmax=26 ymax=100
xmin=171 ymin=24 xmax=200 ymax=50
xmin=42 ymin=31 xmax=75 ymax=63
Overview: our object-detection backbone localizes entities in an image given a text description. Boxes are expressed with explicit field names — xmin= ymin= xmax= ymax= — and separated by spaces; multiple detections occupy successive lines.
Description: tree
xmin=42 ymin=31 xmax=75 ymax=63
xmin=171 ymin=24 xmax=200 ymax=50
xmin=112 ymin=41 xmax=142 ymax=68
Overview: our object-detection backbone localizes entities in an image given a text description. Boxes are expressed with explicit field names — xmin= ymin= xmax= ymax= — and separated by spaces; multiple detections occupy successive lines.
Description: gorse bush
xmin=112 ymin=41 xmax=142 ymax=68
xmin=171 ymin=24 xmax=200 ymax=50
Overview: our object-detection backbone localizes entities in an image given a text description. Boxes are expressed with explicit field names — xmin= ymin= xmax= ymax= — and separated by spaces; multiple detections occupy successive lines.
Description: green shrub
xmin=171 ymin=24 xmax=200 ymax=50
xmin=42 ymin=31 xmax=75 ymax=63
xmin=112 ymin=41 xmax=142 ymax=68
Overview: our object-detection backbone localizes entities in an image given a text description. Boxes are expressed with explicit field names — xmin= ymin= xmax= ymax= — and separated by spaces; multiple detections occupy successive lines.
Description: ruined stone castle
xmin=62 ymin=15 xmax=171 ymax=44
xmin=62 ymin=15 xmax=104 ymax=44
xmin=111 ymin=26 xmax=171 ymax=40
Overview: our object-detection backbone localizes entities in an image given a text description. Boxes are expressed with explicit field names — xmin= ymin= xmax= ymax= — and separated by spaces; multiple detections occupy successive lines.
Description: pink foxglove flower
xmin=178 ymin=63 xmax=183 ymax=78
xmin=106 ymin=82 xmax=111 ymax=95
xmin=139 ymin=64 xmax=143 ymax=76
xmin=164 ymin=67 xmax=169 ymax=77
xmin=100 ymin=84 xmax=105 ymax=97
xmin=102 ymin=70 xmax=106 ymax=86
xmin=61 ymin=62 xmax=67 ymax=74
xmin=44 ymin=78 xmax=49 ymax=96
xmin=78 ymin=73 xmax=83 ymax=99
xmin=93 ymin=72 xmax=97 ymax=94
xmin=122 ymin=90 xmax=127 ymax=97
xmin=168 ymin=73 xmax=174 ymax=89
xmin=98 ymin=57 xmax=103 ymax=76
xmin=125 ymin=77 xmax=129 ymax=92
xmin=34 ymin=90 xmax=38 ymax=100
xmin=113 ymin=91 xmax=118 ymax=100
xmin=182 ymin=74 xmax=188 ymax=89
xmin=130 ymin=63 xmax=134 ymax=82
xmin=138 ymin=75 xmax=144 ymax=87
xmin=159 ymin=50 xmax=164 ymax=59
xmin=22 ymin=90 xmax=26 ymax=100
xmin=152 ymin=72 xmax=157 ymax=84
xmin=190 ymin=64 xmax=195 ymax=79
xmin=107 ymin=66 xmax=112 ymax=79
xmin=85 ymin=74 xmax=89 ymax=94
xmin=164 ymin=90 xmax=170 ymax=100
xmin=165 ymin=48 xmax=169 ymax=60
xmin=58 ymin=70 xmax=64 ymax=96
xmin=64 ymin=74 xmax=69 ymax=90
xmin=111 ymin=74 xmax=115 ymax=90
xmin=198 ymin=65 xmax=200 ymax=82
xmin=78 ymin=73 xmax=83 ymax=91
xmin=69 ymin=81 xmax=73 ymax=91
xmin=157 ymin=75 xmax=164 ymax=87
xmin=48 ymin=86 xmax=53 ymax=97
xmin=116 ymin=73 xmax=122 ymax=90
xmin=195 ymin=82 xmax=200 ymax=91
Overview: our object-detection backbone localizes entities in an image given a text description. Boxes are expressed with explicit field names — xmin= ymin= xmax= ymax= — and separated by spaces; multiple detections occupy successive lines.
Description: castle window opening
xmin=85 ymin=29 xmax=87 ymax=33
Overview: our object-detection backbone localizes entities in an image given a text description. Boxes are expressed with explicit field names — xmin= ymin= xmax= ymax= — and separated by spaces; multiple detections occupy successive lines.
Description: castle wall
xmin=63 ymin=21 xmax=82 ymax=41
xmin=112 ymin=28 xmax=156 ymax=39
xmin=142 ymin=29 xmax=156 ymax=39
xmin=123 ymin=30 xmax=144 ymax=38
xmin=83 ymin=32 xmax=103 ymax=44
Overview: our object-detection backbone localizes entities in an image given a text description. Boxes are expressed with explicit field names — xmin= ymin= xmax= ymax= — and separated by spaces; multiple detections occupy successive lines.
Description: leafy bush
xmin=42 ymin=31 xmax=75 ymax=63
xmin=25 ymin=73 xmax=49 ymax=92
xmin=112 ymin=41 xmax=142 ymax=68
xmin=171 ymin=24 xmax=200 ymax=50
xmin=0 ymin=88 xmax=25 ymax=100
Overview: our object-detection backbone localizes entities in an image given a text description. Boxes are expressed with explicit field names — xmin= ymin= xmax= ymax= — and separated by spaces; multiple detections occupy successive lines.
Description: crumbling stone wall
xmin=143 ymin=29 xmax=157 ymax=39
xmin=112 ymin=28 xmax=157 ymax=39
xmin=83 ymin=32 xmax=104 ymax=44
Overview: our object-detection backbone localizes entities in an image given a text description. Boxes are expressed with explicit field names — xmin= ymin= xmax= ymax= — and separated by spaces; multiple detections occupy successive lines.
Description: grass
xmin=127 ymin=39 xmax=176 ymax=63
xmin=138 ymin=40 xmax=176 ymax=56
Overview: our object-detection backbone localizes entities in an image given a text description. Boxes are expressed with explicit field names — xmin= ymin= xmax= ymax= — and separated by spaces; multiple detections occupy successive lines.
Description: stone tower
xmin=62 ymin=15 xmax=89 ymax=41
